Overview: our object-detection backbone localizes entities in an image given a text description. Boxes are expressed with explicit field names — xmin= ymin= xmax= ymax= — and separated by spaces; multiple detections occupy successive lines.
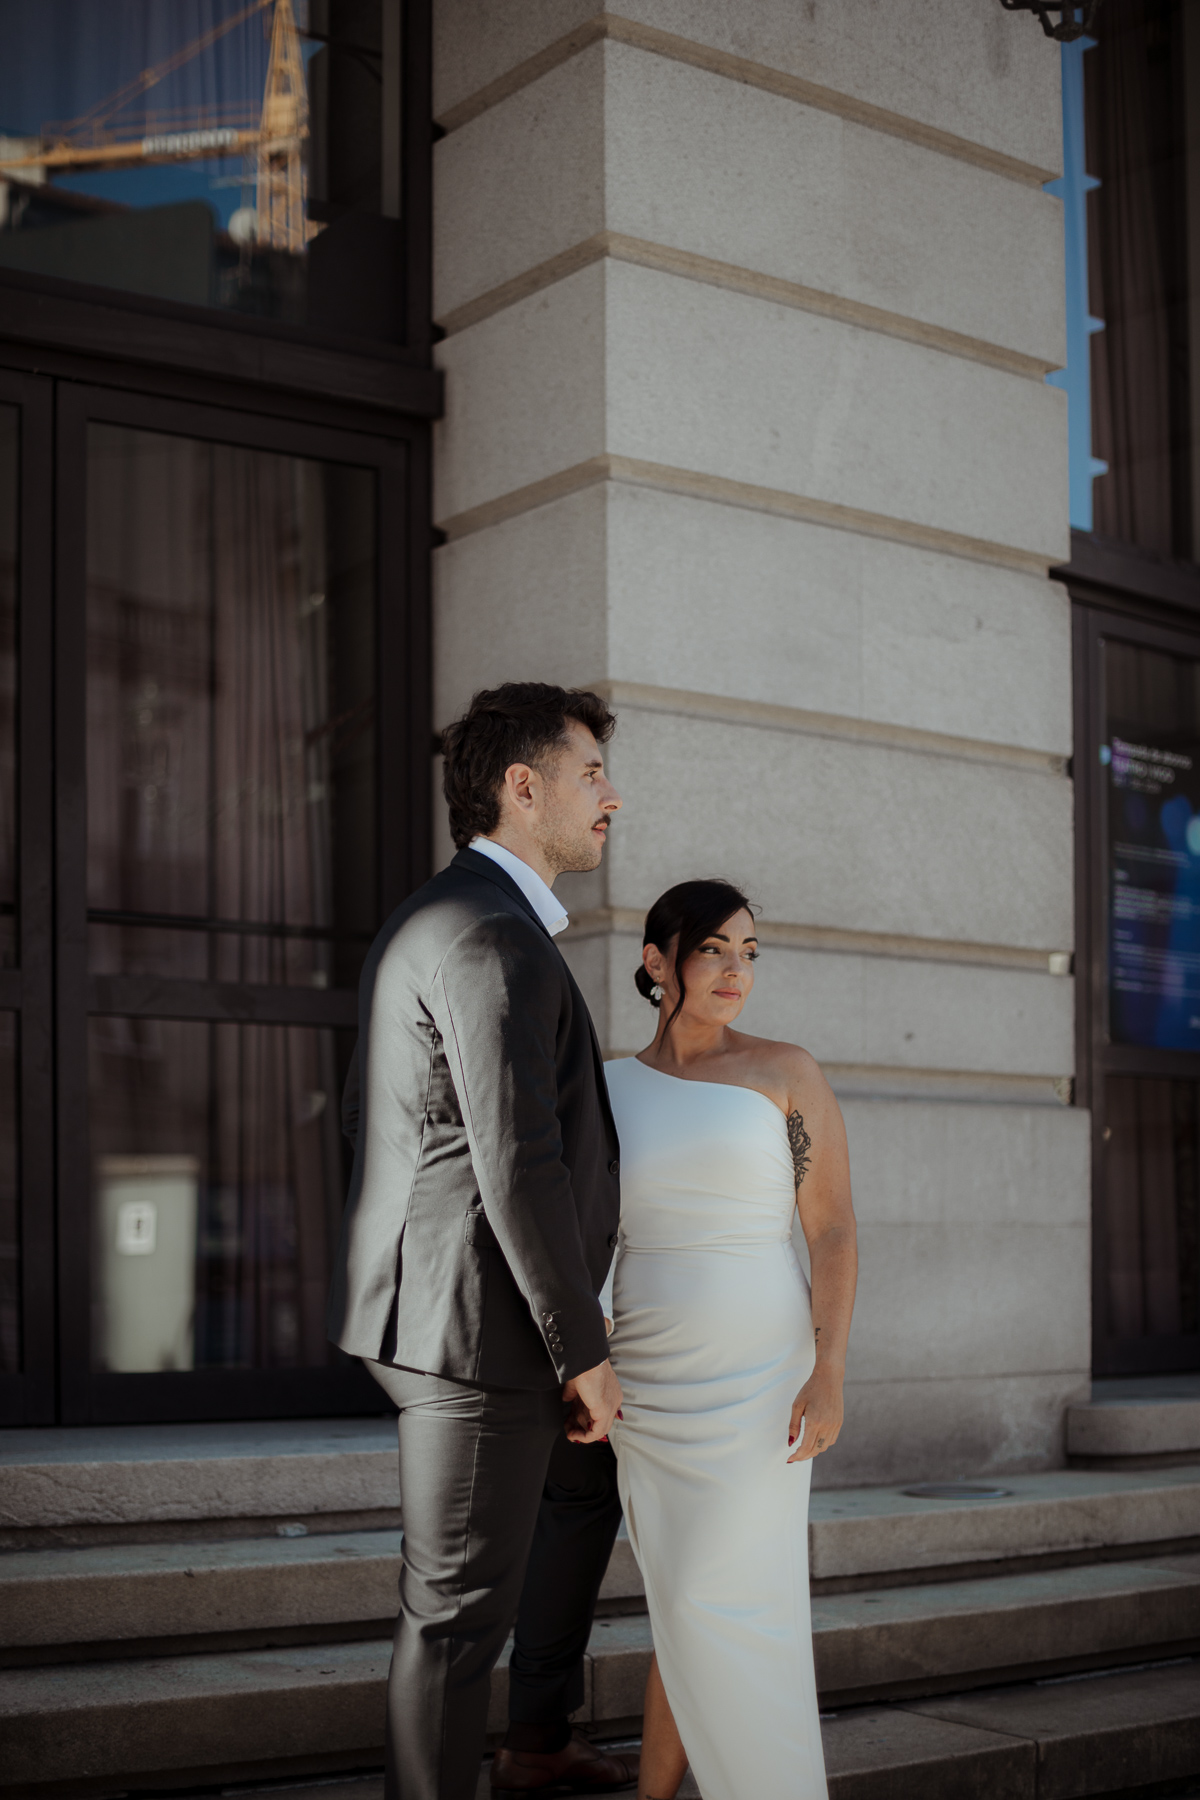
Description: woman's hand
xmin=786 ymin=1363 xmax=844 ymax=1463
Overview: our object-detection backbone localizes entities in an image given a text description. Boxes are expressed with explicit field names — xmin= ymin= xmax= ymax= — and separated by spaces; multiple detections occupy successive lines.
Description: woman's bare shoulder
xmin=731 ymin=1033 xmax=831 ymax=1107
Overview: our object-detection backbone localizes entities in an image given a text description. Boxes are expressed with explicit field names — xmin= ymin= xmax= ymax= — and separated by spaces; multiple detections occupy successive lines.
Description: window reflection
xmin=86 ymin=423 xmax=376 ymax=994
xmin=90 ymin=1016 xmax=354 ymax=1371
xmin=0 ymin=1 xmax=404 ymax=342
xmin=1086 ymin=1 xmax=1199 ymax=560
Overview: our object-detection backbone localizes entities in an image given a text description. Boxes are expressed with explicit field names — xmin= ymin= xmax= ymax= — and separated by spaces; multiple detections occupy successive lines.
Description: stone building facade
xmin=431 ymin=0 xmax=1086 ymax=1486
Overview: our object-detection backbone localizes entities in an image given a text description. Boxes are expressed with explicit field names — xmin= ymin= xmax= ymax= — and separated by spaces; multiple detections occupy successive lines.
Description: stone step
xmin=4 ymin=1418 xmax=1198 ymax=1586
xmin=0 ymin=1637 xmax=393 ymax=1796
xmin=813 ymin=1552 xmax=1200 ymax=1704
xmin=4 ymin=1556 xmax=1200 ymax=1791
xmin=3 ymin=1644 xmax=1198 ymax=1799
xmin=808 ymin=1462 xmax=1200 ymax=1586
xmin=582 ymin=1554 xmax=1200 ymax=1715
xmin=0 ymin=1420 xmax=401 ymax=1549
xmin=1068 ymin=1375 xmax=1200 ymax=1467
xmin=0 ymin=1528 xmax=644 ymax=1662
xmin=0 ymin=1529 xmax=402 ymax=1662
xmin=8 ymin=1479 xmax=1200 ymax=1669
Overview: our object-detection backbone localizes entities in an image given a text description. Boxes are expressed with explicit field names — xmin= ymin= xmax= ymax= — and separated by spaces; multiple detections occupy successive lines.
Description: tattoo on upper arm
xmin=787 ymin=1110 xmax=812 ymax=1188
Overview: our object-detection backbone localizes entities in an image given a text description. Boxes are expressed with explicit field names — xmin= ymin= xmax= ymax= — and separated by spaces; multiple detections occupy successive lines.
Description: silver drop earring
xmin=651 ymin=984 xmax=664 ymax=1001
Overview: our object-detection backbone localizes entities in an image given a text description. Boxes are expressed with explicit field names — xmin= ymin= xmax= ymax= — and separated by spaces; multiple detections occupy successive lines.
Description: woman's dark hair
xmin=635 ymin=879 xmax=757 ymax=1030
xmin=441 ymin=682 xmax=616 ymax=850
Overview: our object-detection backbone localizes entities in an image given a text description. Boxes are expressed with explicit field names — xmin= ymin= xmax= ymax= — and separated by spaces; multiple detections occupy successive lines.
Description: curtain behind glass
xmin=85 ymin=426 xmax=373 ymax=1370
xmin=87 ymin=429 xmax=340 ymax=970
xmin=1086 ymin=0 xmax=1193 ymax=558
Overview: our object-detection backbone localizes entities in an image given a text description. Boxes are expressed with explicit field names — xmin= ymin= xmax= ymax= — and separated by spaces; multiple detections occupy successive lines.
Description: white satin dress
xmin=605 ymin=1056 xmax=827 ymax=1800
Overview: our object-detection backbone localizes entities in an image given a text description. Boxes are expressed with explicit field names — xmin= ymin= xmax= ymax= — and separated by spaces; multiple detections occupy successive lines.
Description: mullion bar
xmin=401 ymin=0 xmax=433 ymax=362
xmin=0 ymin=273 xmax=442 ymax=418
xmin=54 ymin=381 xmax=93 ymax=1423
xmin=87 ymin=975 xmax=357 ymax=1030
xmin=376 ymin=441 xmax=412 ymax=913
xmin=87 ymin=907 xmax=372 ymax=944
xmin=56 ymin=383 xmax=403 ymax=473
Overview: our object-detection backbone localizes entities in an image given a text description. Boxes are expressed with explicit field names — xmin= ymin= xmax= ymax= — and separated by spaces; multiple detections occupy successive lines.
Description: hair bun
xmin=634 ymin=965 xmax=661 ymax=1006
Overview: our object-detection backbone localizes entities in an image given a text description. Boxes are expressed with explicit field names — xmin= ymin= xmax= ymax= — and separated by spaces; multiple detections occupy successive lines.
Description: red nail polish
xmin=788 ymin=1435 xmax=795 ymax=1446
xmin=617 ymin=1409 xmax=624 ymax=1419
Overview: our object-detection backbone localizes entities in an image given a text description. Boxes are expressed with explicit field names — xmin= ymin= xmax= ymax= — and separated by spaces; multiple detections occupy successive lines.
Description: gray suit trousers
xmin=366 ymin=1362 xmax=566 ymax=1800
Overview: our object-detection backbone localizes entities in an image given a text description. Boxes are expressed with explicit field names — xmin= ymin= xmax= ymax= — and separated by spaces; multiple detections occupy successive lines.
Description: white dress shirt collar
xmin=469 ymin=837 xmax=569 ymax=937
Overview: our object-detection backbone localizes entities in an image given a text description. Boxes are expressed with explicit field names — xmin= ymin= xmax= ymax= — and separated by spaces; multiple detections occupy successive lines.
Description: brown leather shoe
xmin=491 ymin=1730 xmax=639 ymax=1793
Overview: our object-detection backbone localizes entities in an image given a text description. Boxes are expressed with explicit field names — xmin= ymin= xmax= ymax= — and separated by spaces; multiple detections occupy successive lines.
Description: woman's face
xmin=647 ymin=908 xmax=758 ymax=1027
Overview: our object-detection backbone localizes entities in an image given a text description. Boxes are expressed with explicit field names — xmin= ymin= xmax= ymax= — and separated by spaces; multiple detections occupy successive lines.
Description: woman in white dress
xmin=606 ymin=879 xmax=858 ymax=1800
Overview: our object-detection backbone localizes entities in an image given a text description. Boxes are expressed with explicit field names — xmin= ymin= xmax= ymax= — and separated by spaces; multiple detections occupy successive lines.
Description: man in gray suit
xmin=328 ymin=683 xmax=633 ymax=1799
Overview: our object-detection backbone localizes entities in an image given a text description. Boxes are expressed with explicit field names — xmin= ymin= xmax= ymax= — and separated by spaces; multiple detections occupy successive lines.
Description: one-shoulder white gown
xmin=605 ymin=1056 xmax=827 ymax=1800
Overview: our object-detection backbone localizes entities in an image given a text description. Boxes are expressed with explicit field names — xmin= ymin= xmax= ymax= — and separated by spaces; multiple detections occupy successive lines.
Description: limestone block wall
xmin=431 ymin=0 xmax=1087 ymax=1485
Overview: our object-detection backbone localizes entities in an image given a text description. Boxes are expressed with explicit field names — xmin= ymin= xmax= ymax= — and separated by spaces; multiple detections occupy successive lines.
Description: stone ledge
xmin=0 ymin=1531 xmax=405 ymax=1651
xmin=909 ymin=1658 xmax=1200 ymax=1800
xmin=822 ymin=1706 xmax=1034 ymax=1800
xmin=0 ymin=1528 xmax=646 ymax=1654
xmin=3 ymin=1639 xmax=1197 ymax=1799
xmin=590 ymin=1563 xmax=1200 ymax=1711
xmin=5 ymin=1427 xmax=1196 ymax=1583
xmin=809 ymin=1465 xmax=1200 ymax=1580
xmin=1068 ymin=1394 xmax=1200 ymax=1460
xmin=0 ymin=1421 xmax=397 ymax=1533
xmin=0 ymin=1638 xmax=393 ymax=1788
xmin=5 ymin=1556 xmax=1200 ymax=1752
xmin=813 ymin=1554 xmax=1200 ymax=1704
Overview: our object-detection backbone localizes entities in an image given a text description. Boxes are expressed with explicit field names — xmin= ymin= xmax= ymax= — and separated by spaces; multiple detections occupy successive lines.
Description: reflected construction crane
xmin=0 ymin=0 xmax=311 ymax=251
xmin=255 ymin=0 xmax=309 ymax=252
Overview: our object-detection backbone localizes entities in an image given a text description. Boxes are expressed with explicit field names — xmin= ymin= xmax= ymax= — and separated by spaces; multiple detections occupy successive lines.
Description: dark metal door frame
xmin=0 ymin=370 xmax=55 ymax=1425
xmin=1072 ymin=594 xmax=1200 ymax=1374
xmin=43 ymin=381 xmax=428 ymax=1424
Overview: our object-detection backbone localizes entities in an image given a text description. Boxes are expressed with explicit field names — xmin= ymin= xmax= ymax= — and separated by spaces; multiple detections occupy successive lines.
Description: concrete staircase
xmin=1 ymin=1422 xmax=1199 ymax=1799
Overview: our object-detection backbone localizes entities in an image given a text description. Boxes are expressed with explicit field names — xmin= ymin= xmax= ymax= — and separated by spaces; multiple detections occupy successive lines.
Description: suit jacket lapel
xmin=452 ymin=849 xmax=617 ymax=1141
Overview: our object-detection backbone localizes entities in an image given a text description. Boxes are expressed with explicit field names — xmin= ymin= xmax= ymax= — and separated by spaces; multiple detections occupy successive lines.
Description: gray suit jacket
xmin=327 ymin=848 xmax=619 ymax=1389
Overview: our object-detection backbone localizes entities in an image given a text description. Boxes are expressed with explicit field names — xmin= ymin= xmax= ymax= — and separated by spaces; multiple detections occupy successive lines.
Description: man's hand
xmin=562 ymin=1358 xmax=622 ymax=1444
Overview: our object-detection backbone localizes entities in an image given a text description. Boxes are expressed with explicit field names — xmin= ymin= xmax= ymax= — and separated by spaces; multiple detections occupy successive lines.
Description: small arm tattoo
xmin=787 ymin=1110 xmax=812 ymax=1188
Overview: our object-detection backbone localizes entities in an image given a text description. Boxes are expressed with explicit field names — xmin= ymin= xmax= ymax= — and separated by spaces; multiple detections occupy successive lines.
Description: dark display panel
xmin=1106 ymin=638 xmax=1200 ymax=1050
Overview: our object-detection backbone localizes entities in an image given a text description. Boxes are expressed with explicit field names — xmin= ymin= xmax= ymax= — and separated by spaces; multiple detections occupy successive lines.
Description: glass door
xmin=54 ymin=385 xmax=421 ymax=1422
xmin=1078 ymin=606 xmax=1200 ymax=1374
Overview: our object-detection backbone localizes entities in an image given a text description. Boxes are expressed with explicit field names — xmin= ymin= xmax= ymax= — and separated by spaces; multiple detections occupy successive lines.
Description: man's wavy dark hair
xmin=441 ymin=682 xmax=616 ymax=851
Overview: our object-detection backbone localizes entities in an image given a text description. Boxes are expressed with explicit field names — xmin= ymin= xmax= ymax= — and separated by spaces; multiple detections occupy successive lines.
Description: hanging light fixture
xmin=997 ymin=0 xmax=1105 ymax=40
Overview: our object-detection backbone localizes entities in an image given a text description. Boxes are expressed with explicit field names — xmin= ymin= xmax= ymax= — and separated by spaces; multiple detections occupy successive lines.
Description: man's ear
xmin=502 ymin=761 xmax=537 ymax=814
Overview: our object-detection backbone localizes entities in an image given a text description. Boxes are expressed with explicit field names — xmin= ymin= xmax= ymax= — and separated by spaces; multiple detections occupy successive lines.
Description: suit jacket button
xmin=609 ymin=1159 xmax=619 ymax=1175
xmin=608 ymin=1233 xmax=618 ymax=1249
